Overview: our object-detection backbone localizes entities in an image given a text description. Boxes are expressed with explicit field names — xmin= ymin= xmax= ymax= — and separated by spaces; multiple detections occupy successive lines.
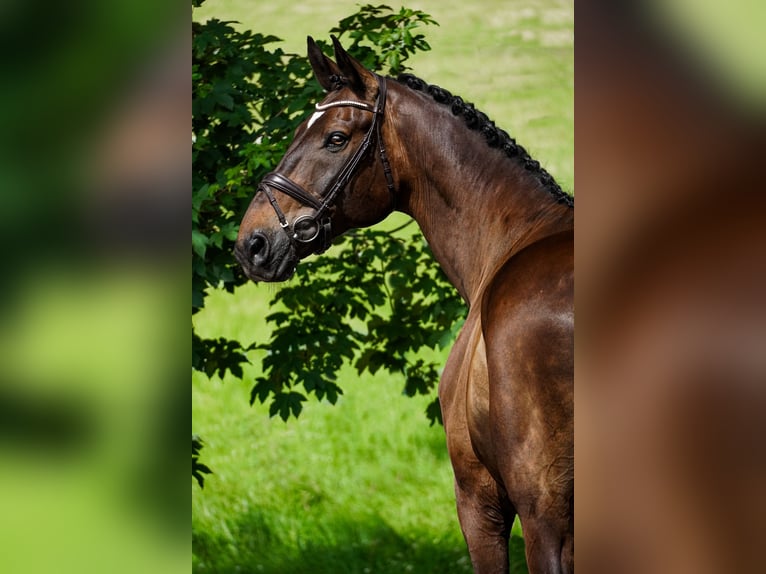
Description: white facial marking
xmin=307 ymin=110 xmax=325 ymax=130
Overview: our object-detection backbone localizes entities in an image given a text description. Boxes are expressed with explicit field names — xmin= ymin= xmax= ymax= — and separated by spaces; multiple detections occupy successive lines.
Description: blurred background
xmin=0 ymin=1 xmax=188 ymax=573
xmin=576 ymin=1 xmax=765 ymax=572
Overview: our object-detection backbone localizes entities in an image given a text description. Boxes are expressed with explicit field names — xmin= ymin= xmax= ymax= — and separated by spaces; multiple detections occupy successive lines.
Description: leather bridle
xmin=257 ymin=74 xmax=396 ymax=254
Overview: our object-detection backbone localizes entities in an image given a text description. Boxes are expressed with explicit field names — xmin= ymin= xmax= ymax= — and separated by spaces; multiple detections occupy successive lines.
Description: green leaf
xmin=425 ymin=397 xmax=443 ymax=426
xmin=192 ymin=229 xmax=208 ymax=259
xmin=192 ymin=434 xmax=213 ymax=488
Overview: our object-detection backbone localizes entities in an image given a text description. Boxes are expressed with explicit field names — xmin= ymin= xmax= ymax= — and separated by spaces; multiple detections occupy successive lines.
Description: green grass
xmin=193 ymin=1 xmax=571 ymax=572
xmin=193 ymin=285 xmax=487 ymax=573
xmin=193 ymin=285 xmax=527 ymax=574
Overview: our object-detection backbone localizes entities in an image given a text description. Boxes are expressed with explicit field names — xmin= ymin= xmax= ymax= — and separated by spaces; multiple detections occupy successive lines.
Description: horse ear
xmin=307 ymin=36 xmax=342 ymax=92
xmin=331 ymin=35 xmax=378 ymax=99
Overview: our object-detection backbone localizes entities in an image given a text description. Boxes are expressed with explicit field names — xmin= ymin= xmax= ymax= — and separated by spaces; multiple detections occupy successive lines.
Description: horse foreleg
xmin=453 ymin=467 xmax=515 ymax=574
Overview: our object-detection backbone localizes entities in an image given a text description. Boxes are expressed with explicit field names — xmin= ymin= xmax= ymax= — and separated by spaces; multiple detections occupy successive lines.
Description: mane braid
xmin=395 ymin=73 xmax=573 ymax=207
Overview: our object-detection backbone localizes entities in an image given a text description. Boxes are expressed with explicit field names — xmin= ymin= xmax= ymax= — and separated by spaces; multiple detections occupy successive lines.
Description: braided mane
xmin=396 ymin=73 xmax=574 ymax=208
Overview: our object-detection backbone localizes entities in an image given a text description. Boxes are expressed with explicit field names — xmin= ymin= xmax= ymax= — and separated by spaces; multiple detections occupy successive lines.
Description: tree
xmin=192 ymin=1 xmax=465 ymax=482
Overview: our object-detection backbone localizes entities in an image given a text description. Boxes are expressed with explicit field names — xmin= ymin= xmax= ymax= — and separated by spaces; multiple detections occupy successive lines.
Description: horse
xmin=235 ymin=36 xmax=574 ymax=574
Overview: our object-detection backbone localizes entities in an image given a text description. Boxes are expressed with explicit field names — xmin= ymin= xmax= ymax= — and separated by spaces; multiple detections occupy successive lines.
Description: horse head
xmin=235 ymin=36 xmax=397 ymax=282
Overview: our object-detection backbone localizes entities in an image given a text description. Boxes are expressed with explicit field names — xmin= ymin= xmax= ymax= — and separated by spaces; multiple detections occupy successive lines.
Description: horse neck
xmin=387 ymin=87 xmax=573 ymax=305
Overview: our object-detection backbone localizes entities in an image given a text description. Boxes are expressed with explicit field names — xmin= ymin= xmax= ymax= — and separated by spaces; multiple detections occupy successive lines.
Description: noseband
xmin=257 ymin=74 xmax=396 ymax=254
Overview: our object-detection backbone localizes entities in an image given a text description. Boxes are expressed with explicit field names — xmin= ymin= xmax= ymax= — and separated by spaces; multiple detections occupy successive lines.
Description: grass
xmin=193 ymin=285 xmax=480 ymax=573
xmin=193 ymin=1 xmax=572 ymax=572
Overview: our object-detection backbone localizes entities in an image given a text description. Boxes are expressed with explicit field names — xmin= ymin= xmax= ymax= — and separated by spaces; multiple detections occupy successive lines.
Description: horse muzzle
xmin=234 ymin=228 xmax=298 ymax=283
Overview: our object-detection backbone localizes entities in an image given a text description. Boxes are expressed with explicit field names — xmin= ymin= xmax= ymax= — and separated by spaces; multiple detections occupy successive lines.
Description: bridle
xmin=257 ymin=74 xmax=396 ymax=254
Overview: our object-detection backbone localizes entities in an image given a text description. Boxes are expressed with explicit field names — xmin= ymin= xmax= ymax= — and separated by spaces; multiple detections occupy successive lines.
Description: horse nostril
xmin=248 ymin=232 xmax=270 ymax=263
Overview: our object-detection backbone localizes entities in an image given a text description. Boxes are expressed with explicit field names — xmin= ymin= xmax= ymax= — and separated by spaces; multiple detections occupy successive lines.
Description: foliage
xmin=192 ymin=434 xmax=213 ymax=488
xmin=252 ymin=225 xmax=465 ymax=423
xmin=192 ymin=0 xmax=463 ymax=464
xmin=330 ymin=5 xmax=438 ymax=72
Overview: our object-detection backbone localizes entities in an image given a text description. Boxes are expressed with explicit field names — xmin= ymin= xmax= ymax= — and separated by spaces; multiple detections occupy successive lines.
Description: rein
xmin=258 ymin=74 xmax=396 ymax=253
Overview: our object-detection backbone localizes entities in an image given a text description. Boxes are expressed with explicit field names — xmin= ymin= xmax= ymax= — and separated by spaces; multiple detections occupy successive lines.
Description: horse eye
xmin=326 ymin=132 xmax=348 ymax=151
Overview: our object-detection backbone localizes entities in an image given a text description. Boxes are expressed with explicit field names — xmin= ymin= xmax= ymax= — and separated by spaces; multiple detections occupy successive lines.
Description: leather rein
xmin=258 ymin=74 xmax=395 ymax=253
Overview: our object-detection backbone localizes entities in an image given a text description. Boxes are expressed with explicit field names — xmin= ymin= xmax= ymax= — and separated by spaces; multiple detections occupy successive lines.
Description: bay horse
xmin=235 ymin=37 xmax=574 ymax=574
